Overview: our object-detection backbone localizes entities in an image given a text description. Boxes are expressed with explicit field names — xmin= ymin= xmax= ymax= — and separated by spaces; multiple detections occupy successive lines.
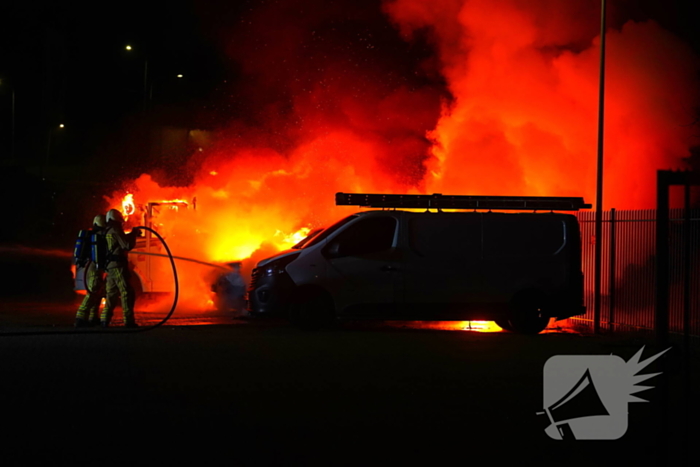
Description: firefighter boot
xmin=74 ymin=318 xmax=88 ymax=328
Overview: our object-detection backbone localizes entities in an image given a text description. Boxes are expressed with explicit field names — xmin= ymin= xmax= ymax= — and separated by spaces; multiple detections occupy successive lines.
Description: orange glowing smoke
xmin=102 ymin=0 xmax=699 ymax=311
xmin=105 ymin=176 xmax=351 ymax=310
xmin=384 ymin=0 xmax=699 ymax=209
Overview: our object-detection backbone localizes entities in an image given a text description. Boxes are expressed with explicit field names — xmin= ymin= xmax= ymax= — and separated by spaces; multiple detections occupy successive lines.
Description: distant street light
xmin=125 ymin=44 xmax=149 ymax=111
xmin=124 ymin=45 xmax=185 ymax=110
xmin=44 ymin=123 xmax=65 ymax=179
xmin=0 ymin=78 xmax=16 ymax=162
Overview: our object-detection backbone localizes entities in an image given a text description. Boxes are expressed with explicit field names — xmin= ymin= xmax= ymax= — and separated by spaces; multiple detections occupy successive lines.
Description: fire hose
xmin=1 ymin=225 xmax=179 ymax=337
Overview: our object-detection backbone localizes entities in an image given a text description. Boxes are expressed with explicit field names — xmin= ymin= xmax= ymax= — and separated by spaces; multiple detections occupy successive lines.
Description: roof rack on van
xmin=335 ymin=193 xmax=592 ymax=211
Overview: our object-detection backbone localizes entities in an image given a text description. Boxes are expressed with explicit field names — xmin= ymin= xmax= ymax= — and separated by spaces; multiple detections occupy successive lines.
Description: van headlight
xmin=262 ymin=253 xmax=299 ymax=277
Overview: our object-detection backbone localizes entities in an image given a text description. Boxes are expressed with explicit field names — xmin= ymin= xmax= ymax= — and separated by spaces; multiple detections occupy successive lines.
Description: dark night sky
xmin=1 ymin=0 xmax=443 ymax=172
xmin=1 ymin=0 xmax=699 ymax=247
xmin=1 ymin=1 xmax=229 ymax=166
xmin=1 ymin=0 xmax=698 ymax=169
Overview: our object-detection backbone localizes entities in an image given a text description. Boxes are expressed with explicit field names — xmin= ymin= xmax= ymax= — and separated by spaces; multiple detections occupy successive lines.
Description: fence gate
xmin=571 ymin=208 xmax=699 ymax=340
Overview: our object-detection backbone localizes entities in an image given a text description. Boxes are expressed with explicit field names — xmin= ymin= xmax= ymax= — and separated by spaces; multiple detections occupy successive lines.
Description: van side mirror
xmin=326 ymin=242 xmax=343 ymax=258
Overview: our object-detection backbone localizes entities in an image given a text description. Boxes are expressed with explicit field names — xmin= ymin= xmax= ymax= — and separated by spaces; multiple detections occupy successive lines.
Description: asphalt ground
xmin=0 ymin=247 xmax=697 ymax=466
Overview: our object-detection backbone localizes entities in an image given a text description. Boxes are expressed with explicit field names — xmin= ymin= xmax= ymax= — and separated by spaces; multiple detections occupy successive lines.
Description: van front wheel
xmin=292 ymin=291 xmax=335 ymax=330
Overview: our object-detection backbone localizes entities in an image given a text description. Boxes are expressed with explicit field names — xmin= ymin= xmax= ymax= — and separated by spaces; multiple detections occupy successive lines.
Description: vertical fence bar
xmin=608 ymin=208 xmax=616 ymax=330
xmin=683 ymin=186 xmax=691 ymax=353
xmin=572 ymin=207 xmax=697 ymax=340
xmin=656 ymin=174 xmax=670 ymax=347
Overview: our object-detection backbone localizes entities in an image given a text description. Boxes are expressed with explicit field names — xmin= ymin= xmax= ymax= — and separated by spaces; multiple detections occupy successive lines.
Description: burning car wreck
xmin=248 ymin=192 xmax=590 ymax=334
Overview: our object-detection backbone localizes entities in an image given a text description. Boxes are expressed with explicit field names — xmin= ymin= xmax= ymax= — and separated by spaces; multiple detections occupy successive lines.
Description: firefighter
xmin=74 ymin=215 xmax=107 ymax=328
xmin=100 ymin=208 xmax=141 ymax=328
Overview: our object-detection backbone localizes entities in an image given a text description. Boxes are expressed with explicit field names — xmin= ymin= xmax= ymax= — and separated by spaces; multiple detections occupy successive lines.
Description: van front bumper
xmin=247 ymin=268 xmax=295 ymax=317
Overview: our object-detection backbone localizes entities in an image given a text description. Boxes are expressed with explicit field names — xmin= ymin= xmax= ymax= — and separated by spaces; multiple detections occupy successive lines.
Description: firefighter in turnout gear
xmin=100 ymin=208 xmax=141 ymax=328
xmin=74 ymin=215 xmax=107 ymax=328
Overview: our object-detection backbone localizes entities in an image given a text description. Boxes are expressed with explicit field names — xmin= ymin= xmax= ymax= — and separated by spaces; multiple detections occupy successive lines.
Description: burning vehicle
xmin=248 ymin=193 xmax=590 ymax=334
xmin=73 ymin=183 xmax=321 ymax=314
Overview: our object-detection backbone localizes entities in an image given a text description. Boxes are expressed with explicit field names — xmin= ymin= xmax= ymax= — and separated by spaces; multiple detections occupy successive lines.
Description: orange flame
xmin=122 ymin=193 xmax=135 ymax=220
xmin=99 ymin=1 xmax=700 ymax=313
xmin=462 ymin=321 xmax=503 ymax=332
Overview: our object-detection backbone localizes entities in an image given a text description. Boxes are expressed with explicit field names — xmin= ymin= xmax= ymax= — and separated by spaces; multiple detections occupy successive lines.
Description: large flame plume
xmin=102 ymin=0 xmax=699 ymax=318
xmin=384 ymin=0 xmax=699 ymax=208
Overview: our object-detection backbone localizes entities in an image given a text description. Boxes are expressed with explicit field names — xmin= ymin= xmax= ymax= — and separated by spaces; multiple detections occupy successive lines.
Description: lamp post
xmin=593 ymin=0 xmax=607 ymax=334
xmin=125 ymin=44 xmax=149 ymax=111
xmin=0 ymin=78 xmax=15 ymax=162
xmin=10 ymin=88 xmax=14 ymax=161
xmin=44 ymin=123 xmax=65 ymax=180
xmin=124 ymin=45 xmax=185 ymax=110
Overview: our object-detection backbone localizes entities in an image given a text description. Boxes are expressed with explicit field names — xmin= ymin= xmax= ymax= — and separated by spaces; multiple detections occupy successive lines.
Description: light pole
xmin=11 ymin=88 xmax=14 ymax=161
xmin=593 ymin=0 xmax=607 ymax=334
xmin=0 ymin=78 xmax=15 ymax=162
xmin=44 ymin=123 xmax=65 ymax=179
xmin=125 ymin=44 xmax=149 ymax=111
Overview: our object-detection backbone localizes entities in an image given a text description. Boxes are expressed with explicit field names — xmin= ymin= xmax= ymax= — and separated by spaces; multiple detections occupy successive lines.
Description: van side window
xmin=328 ymin=216 xmax=397 ymax=257
xmin=303 ymin=215 xmax=358 ymax=249
xmin=409 ymin=216 xmax=481 ymax=258
xmin=483 ymin=218 xmax=565 ymax=257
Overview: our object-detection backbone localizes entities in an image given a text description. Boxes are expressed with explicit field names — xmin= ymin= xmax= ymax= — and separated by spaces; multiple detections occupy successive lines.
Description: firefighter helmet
xmin=106 ymin=209 xmax=124 ymax=224
xmin=93 ymin=215 xmax=106 ymax=228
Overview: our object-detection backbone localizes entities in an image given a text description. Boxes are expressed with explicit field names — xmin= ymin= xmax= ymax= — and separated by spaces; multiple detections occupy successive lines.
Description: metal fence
xmin=567 ymin=209 xmax=700 ymax=338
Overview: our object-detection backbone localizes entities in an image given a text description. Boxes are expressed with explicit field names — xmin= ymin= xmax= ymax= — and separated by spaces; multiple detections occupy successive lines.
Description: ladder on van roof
xmin=335 ymin=193 xmax=592 ymax=211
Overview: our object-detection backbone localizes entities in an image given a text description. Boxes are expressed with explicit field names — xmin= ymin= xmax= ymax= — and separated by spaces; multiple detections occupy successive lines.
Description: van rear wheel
xmin=509 ymin=292 xmax=550 ymax=334
xmin=495 ymin=319 xmax=513 ymax=332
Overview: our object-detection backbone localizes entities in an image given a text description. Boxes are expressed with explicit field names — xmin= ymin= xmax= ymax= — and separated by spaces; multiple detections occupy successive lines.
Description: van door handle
xmin=381 ymin=265 xmax=400 ymax=272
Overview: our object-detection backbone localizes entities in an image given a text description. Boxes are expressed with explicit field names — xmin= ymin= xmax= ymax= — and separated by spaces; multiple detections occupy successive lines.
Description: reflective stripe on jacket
xmin=105 ymin=224 xmax=136 ymax=269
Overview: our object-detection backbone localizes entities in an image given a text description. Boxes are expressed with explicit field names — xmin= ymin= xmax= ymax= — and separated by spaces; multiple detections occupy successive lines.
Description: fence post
xmin=608 ymin=208 xmax=616 ymax=331
xmin=655 ymin=172 xmax=669 ymax=347
xmin=683 ymin=184 xmax=691 ymax=354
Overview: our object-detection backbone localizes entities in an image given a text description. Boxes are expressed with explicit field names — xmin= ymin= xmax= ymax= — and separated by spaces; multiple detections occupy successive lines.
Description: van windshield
xmin=301 ymin=215 xmax=358 ymax=249
xmin=291 ymin=228 xmax=323 ymax=249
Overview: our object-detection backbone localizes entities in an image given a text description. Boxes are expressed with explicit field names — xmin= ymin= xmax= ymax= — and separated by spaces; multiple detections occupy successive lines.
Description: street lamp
xmin=125 ymin=44 xmax=149 ymax=111
xmin=44 ymin=123 xmax=65 ymax=179
xmin=124 ymin=45 xmax=186 ymax=110
xmin=593 ymin=0 xmax=607 ymax=334
xmin=0 ymin=78 xmax=16 ymax=162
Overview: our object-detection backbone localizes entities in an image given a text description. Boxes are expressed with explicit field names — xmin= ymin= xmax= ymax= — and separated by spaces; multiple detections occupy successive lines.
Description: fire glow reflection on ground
xmin=381 ymin=319 xmax=579 ymax=334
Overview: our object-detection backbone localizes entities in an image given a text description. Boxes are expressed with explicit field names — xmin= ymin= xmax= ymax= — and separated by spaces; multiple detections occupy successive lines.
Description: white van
xmin=247 ymin=193 xmax=590 ymax=334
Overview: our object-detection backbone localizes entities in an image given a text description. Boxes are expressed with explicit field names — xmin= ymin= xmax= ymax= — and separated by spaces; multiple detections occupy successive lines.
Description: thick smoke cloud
xmin=196 ymin=0 xmax=445 ymax=188
xmin=383 ymin=0 xmax=700 ymax=208
xmin=105 ymin=0 xmax=700 ymax=309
